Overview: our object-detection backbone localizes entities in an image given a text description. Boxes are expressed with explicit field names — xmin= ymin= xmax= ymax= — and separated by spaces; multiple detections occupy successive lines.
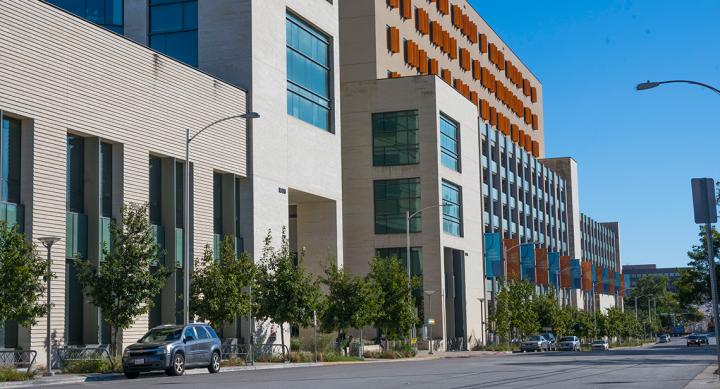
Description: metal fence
xmin=446 ymin=337 xmax=466 ymax=352
xmin=54 ymin=345 xmax=114 ymax=370
xmin=0 ymin=350 xmax=37 ymax=374
xmin=220 ymin=343 xmax=290 ymax=363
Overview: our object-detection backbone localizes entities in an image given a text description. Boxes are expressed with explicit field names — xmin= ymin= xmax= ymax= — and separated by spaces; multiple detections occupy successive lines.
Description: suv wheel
xmin=208 ymin=351 xmax=221 ymax=373
xmin=124 ymin=371 xmax=140 ymax=379
xmin=167 ymin=352 xmax=185 ymax=376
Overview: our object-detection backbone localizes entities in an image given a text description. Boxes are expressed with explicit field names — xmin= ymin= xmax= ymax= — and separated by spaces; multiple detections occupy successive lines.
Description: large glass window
xmin=440 ymin=114 xmax=460 ymax=171
xmin=100 ymin=143 xmax=112 ymax=217
xmin=442 ymin=180 xmax=462 ymax=236
xmin=149 ymin=0 xmax=198 ymax=67
xmin=373 ymin=178 xmax=421 ymax=234
xmin=0 ymin=116 xmax=21 ymax=204
xmin=286 ymin=12 xmax=332 ymax=132
xmin=47 ymin=0 xmax=124 ymax=33
xmin=213 ymin=173 xmax=222 ymax=235
xmin=372 ymin=110 xmax=419 ymax=166
xmin=149 ymin=156 xmax=162 ymax=225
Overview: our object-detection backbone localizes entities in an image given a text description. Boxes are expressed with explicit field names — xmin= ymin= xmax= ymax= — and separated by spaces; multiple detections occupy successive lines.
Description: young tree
xmin=319 ymin=262 xmax=378 ymax=337
xmin=0 ymin=223 xmax=51 ymax=328
xmin=552 ymin=306 xmax=575 ymax=338
xmin=366 ymin=256 xmax=420 ymax=344
xmin=676 ymin=227 xmax=720 ymax=307
xmin=606 ymin=307 xmax=625 ymax=343
xmin=533 ymin=292 xmax=559 ymax=331
xmin=508 ymin=280 xmax=538 ymax=339
xmin=74 ymin=203 xmax=170 ymax=356
xmin=190 ymin=236 xmax=255 ymax=335
xmin=254 ymin=228 xmax=322 ymax=359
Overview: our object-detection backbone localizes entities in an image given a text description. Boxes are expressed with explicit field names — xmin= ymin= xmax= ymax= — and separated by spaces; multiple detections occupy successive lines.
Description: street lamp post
xmin=183 ymin=112 xmax=260 ymax=325
xmin=38 ymin=236 xmax=61 ymax=376
xmin=406 ymin=204 xmax=447 ymax=344
xmin=424 ymin=290 xmax=437 ymax=354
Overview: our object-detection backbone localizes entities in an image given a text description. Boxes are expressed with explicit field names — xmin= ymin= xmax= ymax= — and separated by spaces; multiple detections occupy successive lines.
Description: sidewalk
xmin=684 ymin=365 xmax=719 ymax=389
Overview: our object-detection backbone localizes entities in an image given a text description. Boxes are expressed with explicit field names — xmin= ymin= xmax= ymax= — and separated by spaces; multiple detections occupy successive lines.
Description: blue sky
xmin=467 ymin=0 xmax=720 ymax=268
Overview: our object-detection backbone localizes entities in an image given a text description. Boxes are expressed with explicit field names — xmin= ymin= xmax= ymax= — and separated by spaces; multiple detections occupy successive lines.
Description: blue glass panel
xmin=150 ymin=3 xmax=182 ymax=33
xmin=1 ymin=116 xmax=21 ymax=204
xmin=440 ymin=115 xmax=459 ymax=171
xmin=182 ymin=1 xmax=197 ymax=30
xmin=442 ymin=181 xmax=462 ymax=236
xmin=164 ymin=30 xmax=198 ymax=66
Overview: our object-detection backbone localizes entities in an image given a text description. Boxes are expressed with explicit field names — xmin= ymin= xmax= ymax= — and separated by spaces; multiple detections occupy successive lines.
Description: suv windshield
xmin=560 ymin=337 xmax=575 ymax=342
xmin=528 ymin=336 xmax=544 ymax=341
xmin=592 ymin=340 xmax=605 ymax=344
xmin=138 ymin=327 xmax=183 ymax=344
xmin=688 ymin=335 xmax=699 ymax=339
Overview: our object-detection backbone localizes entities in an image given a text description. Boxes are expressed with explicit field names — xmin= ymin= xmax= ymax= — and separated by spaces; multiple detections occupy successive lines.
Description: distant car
xmin=658 ymin=334 xmax=670 ymax=343
xmin=687 ymin=334 xmax=703 ymax=347
xmin=520 ymin=335 xmax=551 ymax=352
xmin=591 ymin=339 xmax=609 ymax=351
xmin=699 ymin=335 xmax=709 ymax=345
xmin=122 ymin=324 xmax=222 ymax=379
xmin=557 ymin=336 xmax=581 ymax=351
xmin=539 ymin=333 xmax=557 ymax=351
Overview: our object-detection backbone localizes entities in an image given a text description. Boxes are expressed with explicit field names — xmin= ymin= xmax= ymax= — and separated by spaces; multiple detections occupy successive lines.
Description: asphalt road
xmin=58 ymin=337 xmax=717 ymax=389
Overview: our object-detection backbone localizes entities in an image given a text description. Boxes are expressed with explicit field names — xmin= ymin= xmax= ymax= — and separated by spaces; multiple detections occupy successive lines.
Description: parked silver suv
xmin=122 ymin=324 xmax=222 ymax=379
xmin=557 ymin=336 xmax=581 ymax=351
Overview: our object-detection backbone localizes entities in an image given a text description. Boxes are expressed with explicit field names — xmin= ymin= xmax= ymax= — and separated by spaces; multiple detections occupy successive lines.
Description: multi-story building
xmin=0 ymin=0 xmax=247 ymax=362
xmin=340 ymin=0 xmax=624 ymax=348
xmin=579 ymin=214 xmax=623 ymax=312
xmin=623 ymin=264 xmax=687 ymax=293
xmin=0 ymin=0 xmax=343 ymax=360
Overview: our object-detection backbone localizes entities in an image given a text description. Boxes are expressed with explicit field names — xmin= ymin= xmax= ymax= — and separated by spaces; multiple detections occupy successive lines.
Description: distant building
xmin=622 ymin=264 xmax=687 ymax=293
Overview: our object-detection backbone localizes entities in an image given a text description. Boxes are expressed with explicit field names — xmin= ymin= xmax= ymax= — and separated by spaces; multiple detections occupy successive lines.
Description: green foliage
xmin=61 ymin=358 xmax=121 ymax=374
xmin=190 ymin=236 xmax=255 ymax=334
xmin=676 ymin=227 xmax=720 ymax=307
xmin=0 ymin=368 xmax=35 ymax=382
xmin=319 ymin=261 xmax=379 ymax=338
xmin=74 ymin=203 xmax=170 ymax=356
xmin=624 ymin=275 xmax=679 ymax=330
xmin=532 ymin=292 xmax=559 ymax=330
xmin=0 ymin=222 xmax=51 ymax=327
xmin=254 ymin=228 xmax=322 ymax=355
xmin=552 ymin=306 xmax=575 ymax=338
xmin=366 ymin=256 xmax=421 ymax=341
xmin=491 ymin=280 xmax=538 ymax=341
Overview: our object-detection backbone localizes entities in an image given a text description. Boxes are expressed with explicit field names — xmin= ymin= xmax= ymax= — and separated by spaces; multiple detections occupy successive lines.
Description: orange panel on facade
xmin=472 ymin=60 xmax=481 ymax=80
xmin=442 ymin=68 xmax=452 ymax=84
xmin=388 ymin=71 xmax=401 ymax=79
xmin=595 ymin=266 xmax=603 ymax=293
xmin=437 ymin=0 xmax=449 ymax=15
xmin=388 ymin=27 xmax=400 ymax=53
xmin=560 ymin=256 xmax=571 ymax=289
xmin=481 ymin=100 xmax=490 ymax=121
xmin=532 ymin=114 xmax=539 ymax=131
xmin=609 ymin=270 xmax=615 ymax=294
xmin=479 ymin=33 xmax=487 ymax=53
xmin=431 ymin=21 xmax=442 ymax=46
xmin=470 ymin=91 xmax=478 ymax=106
xmin=531 ymin=141 xmax=539 ymax=157
xmin=489 ymin=106 xmax=497 ymax=126
xmin=418 ymin=49 xmax=428 ymax=74
xmin=416 ymin=8 xmax=430 ymax=34
xmin=518 ymin=130 xmax=526 ymax=147
xmin=535 ymin=248 xmax=549 ymax=286
xmin=388 ymin=0 xmax=399 ymax=8
xmin=429 ymin=58 xmax=439 ymax=75
xmin=619 ymin=273 xmax=625 ymax=296
xmin=523 ymin=78 xmax=531 ymax=96
xmin=451 ymin=5 xmax=463 ymax=28
xmin=524 ymin=134 xmax=531 ymax=149
xmin=504 ymin=239 xmax=520 ymax=281
xmin=581 ymin=261 xmax=592 ymax=292
xmin=524 ymin=107 xmax=532 ymax=124
xmin=530 ymin=86 xmax=537 ymax=103
xmin=510 ymin=124 xmax=519 ymax=142
xmin=460 ymin=48 xmax=470 ymax=70
xmin=401 ymin=0 xmax=413 ymax=19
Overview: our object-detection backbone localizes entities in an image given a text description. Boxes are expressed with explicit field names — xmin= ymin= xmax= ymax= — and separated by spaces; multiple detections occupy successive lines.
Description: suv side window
xmin=184 ymin=327 xmax=197 ymax=340
xmin=205 ymin=326 xmax=219 ymax=339
xmin=195 ymin=326 xmax=210 ymax=340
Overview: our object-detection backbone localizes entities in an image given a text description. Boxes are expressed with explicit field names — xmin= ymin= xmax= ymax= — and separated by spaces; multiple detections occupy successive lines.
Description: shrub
xmin=220 ymin=357 xmax=247 ymax=367
xmin=290 ymin=338 xmax=303 ymax=352
xmin=254 ymin=354 xmax=286 ymax=363
xmin=0 ymin=368 xmax=35 ymax=382
xmin=62 ymin=359 xmax=113 ymax=374
xmin=322 ymin=352 xmax=362 ymax=362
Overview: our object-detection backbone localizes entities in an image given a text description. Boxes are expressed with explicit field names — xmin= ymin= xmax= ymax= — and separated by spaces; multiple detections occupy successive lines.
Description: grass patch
xmin=220 ymin=357 xmax=247 ymax=367
xmin=0 ymin=368 xmax=35 ymax=382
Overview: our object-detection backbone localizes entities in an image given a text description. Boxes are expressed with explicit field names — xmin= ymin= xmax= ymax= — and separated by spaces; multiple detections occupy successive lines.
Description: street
xmin=56 ymin=337 xmax=717 ymax=389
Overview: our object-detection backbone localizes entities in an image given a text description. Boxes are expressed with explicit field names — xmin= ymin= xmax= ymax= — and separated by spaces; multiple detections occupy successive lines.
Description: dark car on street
xmin=122 ymin=324 xmax=222 ymax=378
xmin=686 ymin=334 xmax=705 ymax=347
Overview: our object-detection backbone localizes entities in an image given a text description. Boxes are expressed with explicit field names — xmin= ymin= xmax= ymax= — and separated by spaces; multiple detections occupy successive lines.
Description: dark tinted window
xmin=149 ymin=0 xmax=198 ymax=67
xmin=205 ymin=326 xmax=219 ymax=339
xmin=183 ymin=326 xmax=196 ymax=339
xmin=195 ymin=326 xmax=209 ymax=339
xmin=48 ymin=0 xmax=124 ymax=33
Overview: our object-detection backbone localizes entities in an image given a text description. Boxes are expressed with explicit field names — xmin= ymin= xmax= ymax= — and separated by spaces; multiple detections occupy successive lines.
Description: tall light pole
xmin=638 ymin=86 xmax=720 ymax=371
xmin=424 ymin=289 xmax=437 ymax=354
xmin=406 ymin=204 xmax=447 ymax=344
xmin=184 ymin=112 xmax=260 ymax=325
xmin=38 ymin=236 xmax=61 ymax=376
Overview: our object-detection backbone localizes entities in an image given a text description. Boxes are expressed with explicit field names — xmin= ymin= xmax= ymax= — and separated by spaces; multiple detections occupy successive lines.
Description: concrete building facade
xmin=42 ymin=0 xmax=344 ymax=345
xmin=623 ymin=264 xmax=686 ymax=293
xmin=0 ymin=0 xmax=248 ymax=363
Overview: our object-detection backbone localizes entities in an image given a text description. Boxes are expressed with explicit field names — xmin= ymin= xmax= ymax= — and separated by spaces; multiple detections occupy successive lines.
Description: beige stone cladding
xmin=0 ymin=0 xmax=247 ymax=364
xmin=342 ymin=75 xmax=485 ymax=345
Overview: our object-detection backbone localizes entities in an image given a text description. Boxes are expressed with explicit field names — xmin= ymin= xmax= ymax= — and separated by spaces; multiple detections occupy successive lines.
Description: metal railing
xmin=220 ymin=343 xmax=290 ymax=363
xmin=54 ymin=345 xmax=114 ymax=370
xmin=0 ymin=350 xmax=37 ymax=374
xmin=446 ymin=337 xmax=466 ymax=352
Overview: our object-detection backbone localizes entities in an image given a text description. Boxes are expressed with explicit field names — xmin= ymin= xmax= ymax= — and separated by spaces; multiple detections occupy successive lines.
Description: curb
xmin=684 ymin=365 xmax=719 ymax=389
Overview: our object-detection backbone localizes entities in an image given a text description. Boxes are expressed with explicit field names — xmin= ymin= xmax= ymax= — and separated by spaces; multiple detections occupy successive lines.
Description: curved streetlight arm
xmin=188 ymin=114 xmax=252 ymax=143
xmin=408 ymin=203 xmax=448 ymax=220
xmin=637 ymin=80 xmax=720 ymax=95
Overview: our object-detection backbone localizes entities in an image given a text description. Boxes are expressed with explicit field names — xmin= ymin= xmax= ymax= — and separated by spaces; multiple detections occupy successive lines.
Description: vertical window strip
xmin=442 ymin=180 xmax=462 ymax=236
xmin=440 ymin=114 xmax=460 ymax=171
xmin=373 ymin=178 xmax=421 ymax=234
xmin=372 ymin=110 xmax=419 ymax=166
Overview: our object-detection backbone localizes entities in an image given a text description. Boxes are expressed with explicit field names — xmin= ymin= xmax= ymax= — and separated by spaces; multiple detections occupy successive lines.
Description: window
xmin=374 ymin=178 xmax=421 ymax=234
xmin=0 ymin=116 xmax=21 ymax=204
xmin=149 ymin=0 xmax=198 ymax=67
xmin=183 ymin=326 xmax=196 ymax=339
xmin=195 ymin=326 xmax=209 ymax=339
xmin=372 ymin=110 xmax=419 ymax=166
xmin=149 ymin=156 xmax=162 ymax=225
xmin=286 ymin=12 xmax=332 ymax=131
xmin=213 ymin=173 xmax=222 ymax=235
xmin=48 ymin=0 xmax=124 ymax=33
xmin=66 ymin=135 xmax=85 ymax=213
xmin=375 ymin=247 xmax=422 ymax=277
xmin=442 ymin=181 xmax=462 ymax=236
xmin=440 ymin=114 xmax=460 ymax=171
xmin=175 ymin=161 xmax=184 ymax=227
xmin=100 ymin=143 xmax=112 ymax=217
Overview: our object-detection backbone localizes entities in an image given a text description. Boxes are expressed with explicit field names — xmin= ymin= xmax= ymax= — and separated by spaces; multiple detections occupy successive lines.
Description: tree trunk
xmin=113 ymin=327 xmax=120 ymax=358
xmin=280 ymin=323 xmax=286 ymax=361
